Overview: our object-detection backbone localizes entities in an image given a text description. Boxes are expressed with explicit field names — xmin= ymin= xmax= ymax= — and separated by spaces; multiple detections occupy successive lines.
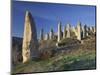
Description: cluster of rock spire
xmin=40 ymin=20 xmax=95 ymax=42
xmin=22 ymin=11 xmax=96 ymax=63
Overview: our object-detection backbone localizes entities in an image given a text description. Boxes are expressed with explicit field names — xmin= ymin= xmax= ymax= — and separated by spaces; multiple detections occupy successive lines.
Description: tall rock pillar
xmin=58 ymin=22 xmax=62 ymax=42
xmin=82 ymin=25 xmax=86 ymax=38
xmin=22 ymin=11 xmax=39 ymax=63
xmin=44 ymin=33 xmax=49 ymax=40
xmin=66 ymin=24 xmax=71 ymax=38
xmin=77 ymin=22 xmax=82 ymax=40
xmin=49 ymin=28 xmax=54 ymax=40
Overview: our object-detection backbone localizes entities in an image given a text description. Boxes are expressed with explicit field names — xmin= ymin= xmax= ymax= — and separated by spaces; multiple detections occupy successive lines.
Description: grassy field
xmin=12 ymin=35 xmax=96 ymax=74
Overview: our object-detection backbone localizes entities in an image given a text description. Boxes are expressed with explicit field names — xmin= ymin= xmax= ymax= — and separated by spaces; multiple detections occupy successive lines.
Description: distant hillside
xmin=12 ymin=37 xmax=23 ymax=64
xmin=12 ymin=37 xmax=23 ymax=47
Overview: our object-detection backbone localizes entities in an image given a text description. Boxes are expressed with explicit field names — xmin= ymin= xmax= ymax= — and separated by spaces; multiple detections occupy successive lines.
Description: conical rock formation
xmin=22 ymin=11 xmax=39 ymax=63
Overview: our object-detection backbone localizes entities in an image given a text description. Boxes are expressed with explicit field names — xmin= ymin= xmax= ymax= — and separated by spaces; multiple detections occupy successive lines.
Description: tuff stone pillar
xmin=49 ymin=28 xmax=54 ymax=40
xmin=44 ymin=33 xmax=49 ymax=40
xmin=66 ymin=24 xmax=71 ymax=38
xmin=86 ymin=27 xmax=89 ymax=36
xmin=82 ymin=25 xmax=86 ymax=38
xmin=77 ymin=22 xmax=82 ymax=40
xmin=72 ymin=26 xmax=77 ymax=36
xmin=58 ymin=22 xmax=62 ymax=42
xmin=22 ymin=11 xmax=39 ymax=63
xmin=90 ymin=26 xmax=94 ymax=32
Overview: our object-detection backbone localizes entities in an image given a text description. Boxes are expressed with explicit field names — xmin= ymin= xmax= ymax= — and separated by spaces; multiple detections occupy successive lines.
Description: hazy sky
xmin=12 ymin=1 xmax=96 ymax=38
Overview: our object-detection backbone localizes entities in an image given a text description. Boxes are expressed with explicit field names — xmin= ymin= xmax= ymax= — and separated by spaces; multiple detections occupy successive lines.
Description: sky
xmin=12 ymin=1 xmax=96 ymax=38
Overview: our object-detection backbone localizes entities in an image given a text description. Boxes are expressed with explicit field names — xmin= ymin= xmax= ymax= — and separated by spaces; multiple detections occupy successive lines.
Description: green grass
xmin=12 ymin=48 xmax=96 ymax=74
